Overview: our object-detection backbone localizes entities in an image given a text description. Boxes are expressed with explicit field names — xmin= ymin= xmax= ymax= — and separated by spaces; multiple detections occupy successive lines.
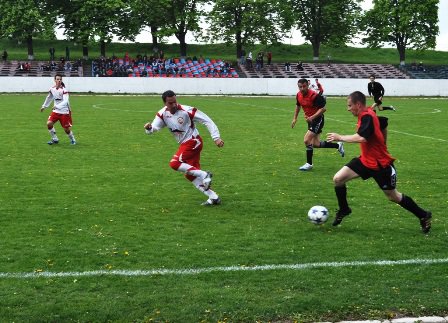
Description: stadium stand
xmin=400 ymin=64 xmax=448 ymax=79
xmin=0 ymin=60 xmax=83 ymax=77
xmin=91 ymin=56 xmax=240 ymax=78
xmin=239 ymin=62 xmax=412 ymax=79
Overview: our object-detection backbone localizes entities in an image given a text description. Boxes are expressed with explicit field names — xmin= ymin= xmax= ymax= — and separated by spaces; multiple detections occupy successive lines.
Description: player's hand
xmin=215 ymin=138 xmax=224 ymax=147
xmin=291 ymin=118 xmax=297 ymax=128
xmin=144 ymin=122 xmax=152 ymax=130
xmin=326 ymin=132 xmax=339 ymax=142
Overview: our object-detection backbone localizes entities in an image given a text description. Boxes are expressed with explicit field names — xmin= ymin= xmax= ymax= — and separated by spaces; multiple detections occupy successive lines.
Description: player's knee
xmin=169 ymin=159 xmax=181 ymax=170
xmin=333 ymin=174 xmax=345 ymax=186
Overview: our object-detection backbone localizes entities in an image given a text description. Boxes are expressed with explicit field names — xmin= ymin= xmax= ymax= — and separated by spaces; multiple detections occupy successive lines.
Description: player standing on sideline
xmin=326 ymin=91 xmax=431 ymax=233
xmin=292 ymin=78 xmax=345 ymax=171
xmin=367 ymin=75 xmax=395 ymax=112
xmin=40 ymin=74 xmax=76 ymax=145
xmin=144 ymin=90 xmax=224 ymax=206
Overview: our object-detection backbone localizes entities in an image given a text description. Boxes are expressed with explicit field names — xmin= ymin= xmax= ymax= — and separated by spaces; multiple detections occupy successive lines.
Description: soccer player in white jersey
xmin=144 ymin=90 xmax=225 ymax=205
xmin=40 ymin=74 xmax=76 ymax=145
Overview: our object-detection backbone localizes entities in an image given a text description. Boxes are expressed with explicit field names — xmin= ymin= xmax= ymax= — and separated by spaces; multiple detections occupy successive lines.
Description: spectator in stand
xmin=2 ymin=50 xmax=7 ymax=62
xmin=255 ymin=53 xmax=262 ymax=71
xmin=297 ymin=61 xmax=304 ymax=71
xmin=411 ymin=61 xmax=417 ymax=70
xmin=246 ymin=51 xmax=253 ymax=68
xmin=240 ymin=48 xmax=246 ymax=66
xmin=24 ymin=62 xmax=31 ymax=72
xmin=17 ymin=62 xmax=24 ymax=71
xmin=267 ymin=51 xmax=272 ymax=65
xmin=418 ymin=61 xmax=426 ymax=72
xmin=285 ymin=62 xmax=291 ymax=72
xmin=65 ymin=61 xmax=72 ymax=71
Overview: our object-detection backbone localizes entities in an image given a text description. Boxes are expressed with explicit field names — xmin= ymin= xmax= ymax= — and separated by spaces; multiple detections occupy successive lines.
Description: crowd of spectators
xmin=16 ymin=61 xmax=31 ymax=72
xmin=91 ymin=53 xmax=238 ymax=78
xmin=39 ymin=57 xmax=83 ymax=73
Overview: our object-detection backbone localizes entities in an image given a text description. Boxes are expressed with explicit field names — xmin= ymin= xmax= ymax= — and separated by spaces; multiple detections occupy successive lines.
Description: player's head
xmin=347 ymin=91 xmax=366 ymax=116
xmin=162 ymin=90 xmax=178 ymax=114
xmin=297 ymin=78 xmax=309 ymax=93
xmin=162 ymin=90 xmax=176 ymax=103
xmin=54 ymin=74 xmax=64 ymax=88
xmin=369 ymin=74 xmax=375 ymax=82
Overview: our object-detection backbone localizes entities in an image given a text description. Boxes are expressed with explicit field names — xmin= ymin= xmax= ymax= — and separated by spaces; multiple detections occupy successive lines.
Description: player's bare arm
xmin=291 ymin=106 xmax=301 ymax=128
xmin=327 ymin=132 xmax=366 ymax=143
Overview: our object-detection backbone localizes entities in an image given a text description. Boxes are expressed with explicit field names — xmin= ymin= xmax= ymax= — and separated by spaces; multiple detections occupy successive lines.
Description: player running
xmin=327 ymin=91 xmax=431 ymax=233
xmin=292 ymin=78 xmax=345 ymax=171
xmin=144 ymin=90 xmax=224 ymax=206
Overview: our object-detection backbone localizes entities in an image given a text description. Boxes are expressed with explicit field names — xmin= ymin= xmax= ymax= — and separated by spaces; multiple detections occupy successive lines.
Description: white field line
xmin=1 ymin=258 xmax=448 ymax=279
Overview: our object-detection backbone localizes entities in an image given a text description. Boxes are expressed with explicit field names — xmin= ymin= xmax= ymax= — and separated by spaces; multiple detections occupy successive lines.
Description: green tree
xmin=156 ymin=0 xmax=208 ymax=57
xmin=127 ymin=0 xmax=170 ymax=51
xmin=206 ymin=0 xmax=286 ymax=59
xmin=53 ymin=0 xmax=134 ymax=58
xmin=361 ymin=0 xmax=439 ymax=65
xmin=0 ymin=0 xmax=56 ymax=60
xmin=284 ymin=0 xmax=362 ymax=60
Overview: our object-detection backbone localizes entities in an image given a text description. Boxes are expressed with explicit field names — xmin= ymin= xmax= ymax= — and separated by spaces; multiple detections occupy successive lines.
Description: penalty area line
xmin=1 ymin=258 xmax=448 ymax=279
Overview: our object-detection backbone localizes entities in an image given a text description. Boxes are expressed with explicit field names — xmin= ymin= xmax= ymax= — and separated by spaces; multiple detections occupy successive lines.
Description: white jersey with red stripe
xmin=41 ymin=86 xmax=71 ymax=114
xmin=147 ymin=104 xmax=220 ymax=144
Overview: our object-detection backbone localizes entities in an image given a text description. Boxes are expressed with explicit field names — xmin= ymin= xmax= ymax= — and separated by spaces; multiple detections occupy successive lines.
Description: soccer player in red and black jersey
xmin=291 ymin=78 xmax=345 ymax=171
xmin=326 ymin=91 xmax=431 ymax=233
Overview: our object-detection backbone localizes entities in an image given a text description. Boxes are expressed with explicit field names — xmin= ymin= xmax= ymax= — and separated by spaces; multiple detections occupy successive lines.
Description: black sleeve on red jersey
xmin=357 ymin=115 xmax=374 ymax=139
xmin=313 ymin=94 xmax=326 ymax=108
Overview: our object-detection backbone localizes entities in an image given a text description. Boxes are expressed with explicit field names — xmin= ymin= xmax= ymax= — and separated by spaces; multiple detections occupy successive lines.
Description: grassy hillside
xmin=1 ymin=38 xmax=447 ymax=65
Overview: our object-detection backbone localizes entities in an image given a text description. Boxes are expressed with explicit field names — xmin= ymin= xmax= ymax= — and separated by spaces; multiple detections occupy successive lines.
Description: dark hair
xmin=162 ymin=90 xmax=176 ymax=102
xmin=297 ymin=78 xmax=307 ymax=85
xmin=369 ymin=74 xmax=375 ymax=79
xmin=348 ymin=91 xmax=366 ymax=106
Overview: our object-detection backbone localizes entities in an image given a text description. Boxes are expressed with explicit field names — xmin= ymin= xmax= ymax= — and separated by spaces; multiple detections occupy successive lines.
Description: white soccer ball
xmin=307 ymin=205 xmax=329 ymax=225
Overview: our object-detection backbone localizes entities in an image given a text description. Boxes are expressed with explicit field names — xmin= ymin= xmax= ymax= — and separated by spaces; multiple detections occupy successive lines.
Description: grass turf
xmin=0 ymin=94 xmax=447 ymax=321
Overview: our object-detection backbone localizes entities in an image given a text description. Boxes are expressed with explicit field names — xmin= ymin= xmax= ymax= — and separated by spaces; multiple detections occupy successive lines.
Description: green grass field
xmin=0 ymin=94 xmax=447 ymax=322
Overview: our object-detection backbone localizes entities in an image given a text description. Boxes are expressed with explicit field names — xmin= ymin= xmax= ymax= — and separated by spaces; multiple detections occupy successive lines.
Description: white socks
xmin=48 ymin=128 xmax=59 ymax=141
xmin=192 ymin=178 xmax=218 ymax=199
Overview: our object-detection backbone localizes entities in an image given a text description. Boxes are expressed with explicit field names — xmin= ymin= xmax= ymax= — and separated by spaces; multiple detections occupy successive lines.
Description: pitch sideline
xmin=1 ymin=258 xmax=447 ymax=279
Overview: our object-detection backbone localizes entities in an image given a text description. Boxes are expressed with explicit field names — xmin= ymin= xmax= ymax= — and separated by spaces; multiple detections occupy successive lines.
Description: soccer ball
xmin=307 ymin=205 xmax=329 ymax=225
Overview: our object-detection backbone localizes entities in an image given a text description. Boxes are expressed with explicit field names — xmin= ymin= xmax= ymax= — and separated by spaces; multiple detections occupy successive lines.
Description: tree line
xmin=0 ymin=0 xmax=439 ymax=65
